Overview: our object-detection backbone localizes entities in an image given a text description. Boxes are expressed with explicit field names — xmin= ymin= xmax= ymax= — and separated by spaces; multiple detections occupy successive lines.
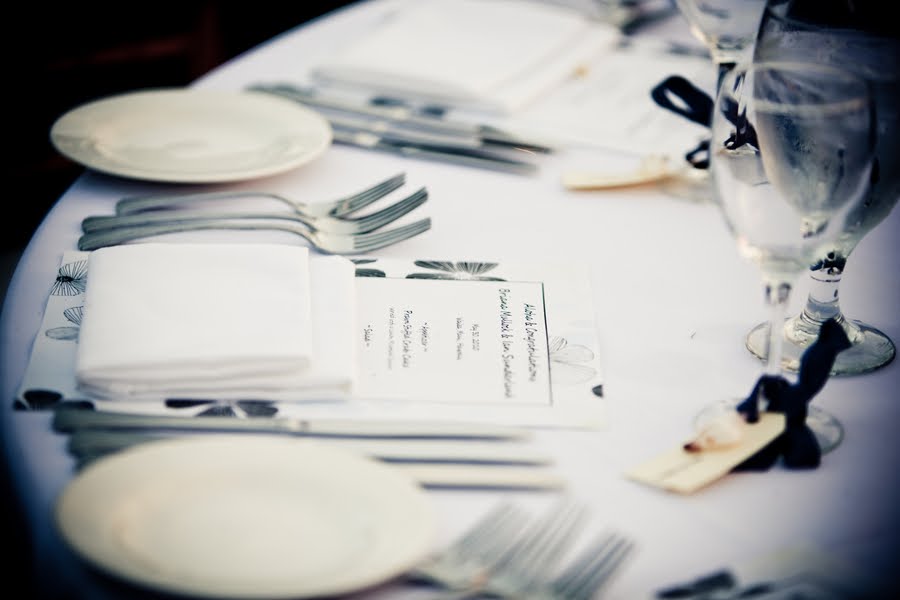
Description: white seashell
xmin=684 ymin=411 xmax=746 ymax=452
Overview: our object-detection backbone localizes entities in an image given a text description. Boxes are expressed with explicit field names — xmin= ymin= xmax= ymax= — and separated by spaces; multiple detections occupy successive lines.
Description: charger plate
xmin=55 ymin=435 xmax=435 ymax=599
xmin=50 ymin=88 xmax=332 ymax=183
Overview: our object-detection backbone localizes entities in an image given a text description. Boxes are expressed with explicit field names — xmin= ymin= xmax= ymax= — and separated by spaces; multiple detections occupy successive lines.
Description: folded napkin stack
xmin=75 ymin=243 xmax=356 ymax=402
xmin=311 ymin=0 xmax=618 ymax=114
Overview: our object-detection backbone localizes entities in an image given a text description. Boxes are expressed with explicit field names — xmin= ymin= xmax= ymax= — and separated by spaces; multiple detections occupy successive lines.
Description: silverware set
xmin=410 ymin=498 xmax=634 ymax=599
xmin=51 ymin=406 xmax=565 ymax=491
xmin=77 ymin=172 xmax=431 ymax=253
xmin=247 ymin=83 xmax=551 ymax=174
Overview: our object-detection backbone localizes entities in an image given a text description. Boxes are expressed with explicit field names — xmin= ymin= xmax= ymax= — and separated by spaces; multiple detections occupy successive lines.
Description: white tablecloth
xmin=3 ymin=1 xmax=898 ymax=597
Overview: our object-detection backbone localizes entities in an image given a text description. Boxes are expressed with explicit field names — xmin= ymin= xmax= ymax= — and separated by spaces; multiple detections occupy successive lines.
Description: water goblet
xmin=675 ymin=0 xmax=768 ymax=83
xmin=658 ymin=0 xmax=769 ymax=202
xmin=702 ymin=61 xmax=876 ymax=454
xmin=744 ymin=0 xmax=899 ymax=375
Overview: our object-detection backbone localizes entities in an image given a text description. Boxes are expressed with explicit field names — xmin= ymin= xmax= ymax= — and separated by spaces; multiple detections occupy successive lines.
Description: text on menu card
xmin=356 ymin=278 xmax=552 ymax=406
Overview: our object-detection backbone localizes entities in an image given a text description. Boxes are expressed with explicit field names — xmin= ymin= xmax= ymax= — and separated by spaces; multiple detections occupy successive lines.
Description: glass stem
xmin=795 ymin=265 xmax=846 ymax=332
xmin=716 ymin=61 xmax=736 ymax=92
xmin=755 ymin=281 xmax=791 ymax=414
xmin=764 ymin=281 xmax=792 ymax=379
xmin=787 ymin=257 xmax=863 ymax=347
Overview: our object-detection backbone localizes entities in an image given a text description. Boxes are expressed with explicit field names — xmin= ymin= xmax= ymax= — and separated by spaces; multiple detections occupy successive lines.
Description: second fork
xmin=81 ymin=186 xmax=428 ymax=235
xmin=114 ymin=172 xmax=407 ymax=218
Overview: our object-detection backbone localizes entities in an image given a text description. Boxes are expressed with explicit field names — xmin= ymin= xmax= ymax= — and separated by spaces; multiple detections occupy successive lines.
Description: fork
xmin=439 ymin=530 xmax=634 ymax=600
xmin=409 ymin=502 xmax=532 ymax=591
xmin=493 ymin=500 xmax=590 ymax=590
xmin=413 ymin=499 xmax=590 ymax=599
xmin=424 ymin=501 xmax=633 ymax=600
xmin=81 ymin=186 xmax=428 ymax=235
xmin=542 ymin=531 xmax=635 ymax=600
xmin=77 ymin=216 xmax=432 ymax=254
xmin=440 ymin=499 xmax=590 ymax=599
xmin=114 ymin=172 xmax=406 ymax=218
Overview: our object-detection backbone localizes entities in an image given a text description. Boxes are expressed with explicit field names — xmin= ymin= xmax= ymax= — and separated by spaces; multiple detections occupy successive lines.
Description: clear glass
xmin=745 ymin=1 xmax=899 ymax=375
xmin=675 ymin=0 xmax=768 ymax=71
xmin=663 ymin=0 xmax=769 ymax=203
xmin=702 ymin=61 xmax=876 ymax=454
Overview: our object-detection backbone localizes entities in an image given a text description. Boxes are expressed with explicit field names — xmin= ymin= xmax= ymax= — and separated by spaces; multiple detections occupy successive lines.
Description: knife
xmin=52 ymin=406 xmax=533 ymax=440
xmin=248 ymin=83 xmax=555 ymax=154
xmin=327 ymin=112 xmax=484 ymax=149
xmin=331 ymin=128 xmax=538 ymax=175
xmin=64 ymin=428 xmax=564 ymax=490
xmin=67 ymin=430 xmax=553 ymax=465
xmin=400 ymin=464 xmax=565 ymax=490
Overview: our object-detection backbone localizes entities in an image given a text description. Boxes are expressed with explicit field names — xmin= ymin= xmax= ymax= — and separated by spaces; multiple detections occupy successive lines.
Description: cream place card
xmin=16 ymin=253 xmax=605 ymax=429
xmin=625 ymin=412 xmax=786 ymax=494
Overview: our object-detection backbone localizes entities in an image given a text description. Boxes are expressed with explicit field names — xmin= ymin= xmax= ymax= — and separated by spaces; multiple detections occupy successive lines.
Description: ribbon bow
xmin=734 ymin=318 xmax=852 ymax=470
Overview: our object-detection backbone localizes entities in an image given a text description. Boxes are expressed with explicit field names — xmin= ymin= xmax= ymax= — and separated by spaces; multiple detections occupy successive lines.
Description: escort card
xmin=625 ymin=412 xmax=786 ymax=494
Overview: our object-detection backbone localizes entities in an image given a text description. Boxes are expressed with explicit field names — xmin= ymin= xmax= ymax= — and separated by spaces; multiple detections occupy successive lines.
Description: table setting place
xmin=2 ymin=0 xmax=899 ymax=599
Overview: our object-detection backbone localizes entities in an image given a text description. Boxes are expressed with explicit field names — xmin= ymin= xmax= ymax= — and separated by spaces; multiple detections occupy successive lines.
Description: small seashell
xmin=684 ymin=411 xmax=746 ymax=452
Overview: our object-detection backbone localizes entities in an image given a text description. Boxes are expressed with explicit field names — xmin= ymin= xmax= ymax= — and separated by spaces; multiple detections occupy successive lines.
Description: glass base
xmin=747 ymin=318 xmax=896 ymax=376
xmin=695 ymin=400 xmax=843 ymax=455
xmin=659 ymin=167 xmax=713 ymax=204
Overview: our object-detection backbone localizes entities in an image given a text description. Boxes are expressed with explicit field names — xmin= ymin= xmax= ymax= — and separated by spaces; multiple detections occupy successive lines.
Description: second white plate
xmin=50 ymin=88 xmax=333 ymax=183
xmin=55 ymin=435 xmax=435 ymax=599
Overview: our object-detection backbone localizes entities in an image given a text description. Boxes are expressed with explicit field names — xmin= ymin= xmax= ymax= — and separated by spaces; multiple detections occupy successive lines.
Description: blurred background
xmin=2 ymin=3 xmax=351 ymax=595
xmin=2 ymin=1 xmax=352 ymax=306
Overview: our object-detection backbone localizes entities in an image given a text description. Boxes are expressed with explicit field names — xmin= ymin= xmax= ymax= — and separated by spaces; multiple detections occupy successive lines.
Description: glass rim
xmin=729 ymin=60 xmax=870 ymax=84
xmin=720 ymin=60 xmax=873 ymax=114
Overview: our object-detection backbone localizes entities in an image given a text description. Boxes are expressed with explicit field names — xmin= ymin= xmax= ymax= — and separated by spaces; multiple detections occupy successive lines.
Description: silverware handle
xmin=77 ymin=217 xmax=313 ymax=251
xmin=250 ymin=83 xmax=483 ymax=137
xmin=67 ymin=430 xmax=552 ymax=465
xmin=82 ymin=211 xmax=315 ymax=233
xmin=52 ymin=406 xmax=532 ymax=439
xmin=328 ymin=114 xmax=483 ymax=148
xmin=53 ymin=407 xmax=294 ymax=434
xmin=332 ymin=130 xmax=538 ymax=175
xmin=116 ymin=190 xmax=292 ymax=215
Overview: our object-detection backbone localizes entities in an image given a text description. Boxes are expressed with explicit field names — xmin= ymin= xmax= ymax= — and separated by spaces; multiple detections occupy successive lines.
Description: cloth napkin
xmin=311 ymin=0 xmax=619 ymax=114
xmin=75 ymin=243 xmax=356 ymax=402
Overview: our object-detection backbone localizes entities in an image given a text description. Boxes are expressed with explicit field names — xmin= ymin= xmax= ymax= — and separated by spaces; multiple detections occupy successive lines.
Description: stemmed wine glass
xmin=702 ymin=61 xmax=876 ymax=453
xmin=675 ymin=0 xmax=768 ymax=84
xmin=659 ymin=0 xmax=769 ymax=202
xmin=744 ymin=0 xmax=899 ymax=375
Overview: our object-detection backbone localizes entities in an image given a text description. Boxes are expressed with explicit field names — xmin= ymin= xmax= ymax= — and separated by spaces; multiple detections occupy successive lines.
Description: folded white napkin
xmin=75 ymin=243 xmax=356 ymax=402
xmin=311 ymin=0 xmax=618 ymax=114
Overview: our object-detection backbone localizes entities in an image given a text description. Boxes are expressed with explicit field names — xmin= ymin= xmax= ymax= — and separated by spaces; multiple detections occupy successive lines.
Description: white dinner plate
xmin=55 ymin=435 xmax=435 ymax=599
xmin=50 ymin=88 xmax=333 ymax=183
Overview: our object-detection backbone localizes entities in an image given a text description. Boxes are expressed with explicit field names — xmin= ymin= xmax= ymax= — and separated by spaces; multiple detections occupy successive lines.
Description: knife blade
xmin=365 ymin=94 xmax=558 ymax=154
xmin=328 ymin=112 xmax=484 ymax=149
xmin=400 ymin=464 xmax=565 ymax=490
xmin=52 ymin=406 xmax=533 ymax=440
xmin=331 ymin=128 xmax=538 ymax=175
